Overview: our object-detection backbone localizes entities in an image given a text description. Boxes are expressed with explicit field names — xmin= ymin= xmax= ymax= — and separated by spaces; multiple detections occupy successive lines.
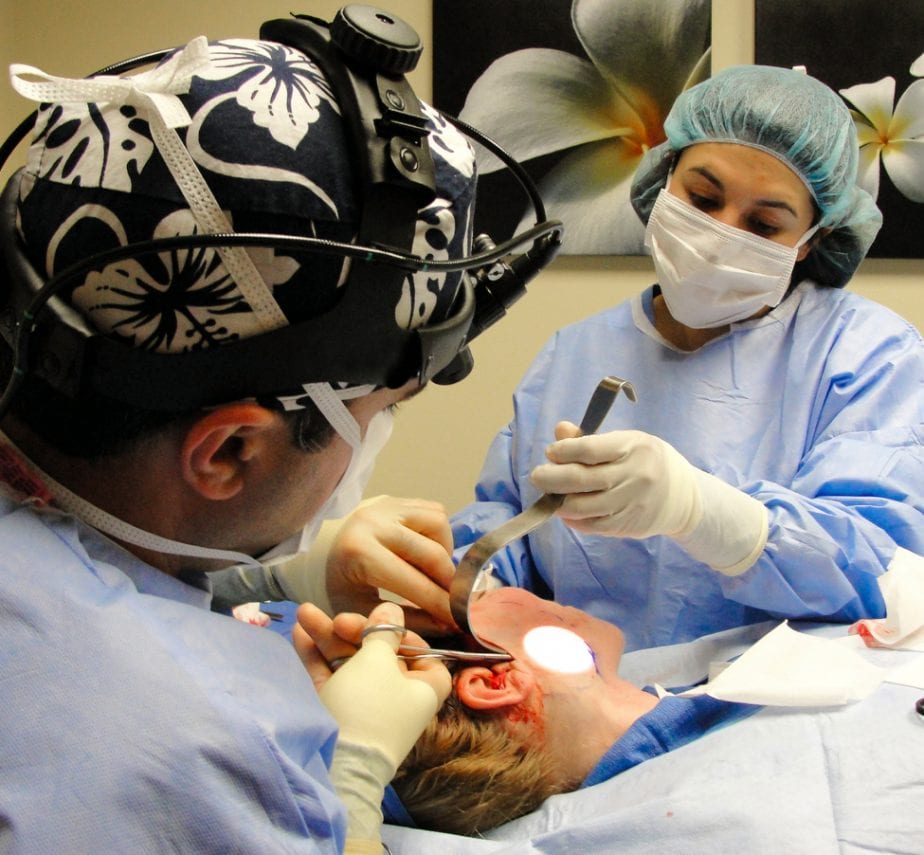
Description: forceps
xmin=449 ymin=375 xmax=637 ymax=655
xmin=328 ymin=623 xmax=512 ymax=671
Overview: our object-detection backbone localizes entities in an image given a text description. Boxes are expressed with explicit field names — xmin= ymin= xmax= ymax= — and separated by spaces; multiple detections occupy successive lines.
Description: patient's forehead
xmin=470 ymin=588 xmax=625 ymax=668
xmin=471 ymin=588 xmax=584 ymax=631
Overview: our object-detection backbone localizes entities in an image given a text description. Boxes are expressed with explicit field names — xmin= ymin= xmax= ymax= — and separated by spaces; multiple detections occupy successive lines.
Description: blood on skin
xmin=488 ymin=665 xmax=545 ymax=735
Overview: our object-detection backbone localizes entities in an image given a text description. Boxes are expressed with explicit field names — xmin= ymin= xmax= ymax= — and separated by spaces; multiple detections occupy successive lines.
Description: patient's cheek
xmin=505 ymin=697 xmax=544 ymax=740
xmin=496 ymin=670 xmax=545 ymax=739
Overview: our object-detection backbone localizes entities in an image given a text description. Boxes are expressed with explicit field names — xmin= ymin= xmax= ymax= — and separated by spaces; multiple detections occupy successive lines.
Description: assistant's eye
xmin=748 ymin=218 xmax=780 ymax=238
xmin=688 ymin=192 xmax=719 ymax=212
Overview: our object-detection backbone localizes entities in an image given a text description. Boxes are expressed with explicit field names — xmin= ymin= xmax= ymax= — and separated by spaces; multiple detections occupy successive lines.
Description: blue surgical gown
xmin=582 ymin=692 xmax=756 ymax=788
xmin=451 ymin=282 xmax=924 ymax=651
xmin=0 ymin=496 xmax=347 ymax=852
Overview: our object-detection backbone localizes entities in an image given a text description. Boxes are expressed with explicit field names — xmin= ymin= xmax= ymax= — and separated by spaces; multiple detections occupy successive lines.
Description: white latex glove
xmin=318 ymin=605 xmax=448 ymax=771
xmin=294 ymin=601 xmax=451 ymax=849
xmin=262 ymin=518 xmax=339 ymax=614
xmin=270 ymin=496 xmax=456 ymax=634
xmin=531 ymin=423 xmax=768 ymax=575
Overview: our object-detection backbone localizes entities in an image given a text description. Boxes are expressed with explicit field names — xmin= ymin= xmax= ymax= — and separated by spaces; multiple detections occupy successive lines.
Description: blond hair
xmin=392 ymin=693 xmax=581 ymax=836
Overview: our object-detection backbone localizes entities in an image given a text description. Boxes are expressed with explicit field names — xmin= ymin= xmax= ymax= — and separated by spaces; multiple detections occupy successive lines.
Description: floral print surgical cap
xmin=12 ymin=37 xmax=476 ymax=380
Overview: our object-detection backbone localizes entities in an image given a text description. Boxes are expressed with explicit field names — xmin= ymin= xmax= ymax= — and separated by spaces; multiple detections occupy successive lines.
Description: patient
xmin=296 ymin=588 xmax=757 ymax=836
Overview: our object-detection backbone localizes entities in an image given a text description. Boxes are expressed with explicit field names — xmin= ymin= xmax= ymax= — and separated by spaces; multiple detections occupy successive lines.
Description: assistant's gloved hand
xmin=530 ymin=422 xmax=769 ymax=575
xmin=294 ymin=601 xmax=451 ymax=852
xmin=270 ymin=496 xmax=456 ymax=635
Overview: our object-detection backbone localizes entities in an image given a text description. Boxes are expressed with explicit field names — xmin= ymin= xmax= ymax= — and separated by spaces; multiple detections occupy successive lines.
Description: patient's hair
xmin=392 ymin=692 xmax=581 ymax=836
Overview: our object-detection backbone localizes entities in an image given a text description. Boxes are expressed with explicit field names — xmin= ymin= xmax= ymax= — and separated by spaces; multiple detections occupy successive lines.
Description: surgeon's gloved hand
xmin=530 ymin=422 xmax=769 ymax=575
xmin=270 ymin=496 xmax=456 ymax=635
xmin=294 ymin=601 xmax=451 ymax=853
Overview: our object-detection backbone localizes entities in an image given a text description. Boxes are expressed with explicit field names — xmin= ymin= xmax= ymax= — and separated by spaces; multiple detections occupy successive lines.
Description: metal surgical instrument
xmin=394 ymin=644 xmax=513 ymax=663
xmin=449 ymin=376 xmax=637 ymax=654
xmin=327 ymin=623 xmax=513 ymax=671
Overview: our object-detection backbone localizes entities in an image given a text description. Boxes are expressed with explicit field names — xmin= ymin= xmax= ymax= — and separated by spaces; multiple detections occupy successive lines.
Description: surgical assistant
xmin=451 ymin=66 xmax=924 ymax=651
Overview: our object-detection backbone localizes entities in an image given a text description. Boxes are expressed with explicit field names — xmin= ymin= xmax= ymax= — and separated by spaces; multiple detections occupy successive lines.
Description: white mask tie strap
xmin=297 ymin=382 xmax=369 ymax=450
xmin=10 ymin=38 xmax=209 ymax=129
xmin=796 ymin=223 xmax=822 ymax=248
xmin=0 ymin=430 xmax=261 ymax=568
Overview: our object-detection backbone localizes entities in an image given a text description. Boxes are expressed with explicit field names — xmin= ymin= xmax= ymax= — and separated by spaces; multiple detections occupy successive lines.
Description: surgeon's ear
xmin=455 ymin=666 xmax=534 ymax=711
xmin=181 ymin=403 xmax=278 ymax=500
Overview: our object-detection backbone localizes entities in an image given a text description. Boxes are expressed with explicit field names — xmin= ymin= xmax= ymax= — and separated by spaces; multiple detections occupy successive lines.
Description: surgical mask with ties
xmin=645 ymin=188 xmax=818 ymax=329
xmin=261 ymin=402 xmax=394 ymax=560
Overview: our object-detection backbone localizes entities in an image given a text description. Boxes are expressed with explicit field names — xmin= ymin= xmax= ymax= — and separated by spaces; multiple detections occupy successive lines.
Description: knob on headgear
xmin=331 ymin=5 xmax=422 ymax=74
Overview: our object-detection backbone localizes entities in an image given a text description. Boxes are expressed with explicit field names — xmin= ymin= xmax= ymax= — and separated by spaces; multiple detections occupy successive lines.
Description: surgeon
xmin=295 ymin=586 xmax=758 ymax=836
xmin=0 ymin=13 xmax=548 ymax=851
xmin=450 ymin=64 xmax=924 ymax=652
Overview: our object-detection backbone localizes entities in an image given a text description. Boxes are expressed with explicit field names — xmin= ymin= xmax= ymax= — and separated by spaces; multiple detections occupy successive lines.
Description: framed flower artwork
xmin=433 ymin=0 xmax=711 ymax=256
xmin=755 ymin=0 xmax=924 ymax=258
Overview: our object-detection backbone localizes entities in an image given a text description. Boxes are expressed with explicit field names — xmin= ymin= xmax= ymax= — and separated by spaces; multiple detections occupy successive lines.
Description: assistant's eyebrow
xmin=753 ymin=197 xmax=799 ymax=218
xmin=688 ymin=164 xmax=799 ymax=219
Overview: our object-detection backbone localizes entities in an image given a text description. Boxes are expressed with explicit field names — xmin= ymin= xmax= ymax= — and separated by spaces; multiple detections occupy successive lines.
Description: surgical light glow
xmin=522 ymin=626 xmax=594 ymax=673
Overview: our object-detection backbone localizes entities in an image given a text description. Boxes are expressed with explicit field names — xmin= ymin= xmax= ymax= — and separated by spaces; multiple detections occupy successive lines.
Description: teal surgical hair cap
xmin=630 ymin=65 xmax=883 ymax=287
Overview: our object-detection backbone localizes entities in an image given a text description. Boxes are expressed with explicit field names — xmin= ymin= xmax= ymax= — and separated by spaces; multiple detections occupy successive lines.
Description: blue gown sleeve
xmin=723 ymin=314 xmax=924 ymax=621
xmin=450 ymin=426 xmax=537 ymax=589
xmin=450 ymin=339 xmax=561 ymax=590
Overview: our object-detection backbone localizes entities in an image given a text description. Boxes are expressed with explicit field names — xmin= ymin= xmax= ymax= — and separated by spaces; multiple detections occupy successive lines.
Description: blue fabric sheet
xmin=582 ymin=693 xmax=757 ymax=788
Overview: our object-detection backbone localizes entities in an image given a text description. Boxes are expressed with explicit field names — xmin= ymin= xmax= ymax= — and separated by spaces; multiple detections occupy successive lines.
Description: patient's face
xmin=459 ymin=588 xmax=642 ymax=783
xmin=469 ymin=587 xmax=625 ymax=680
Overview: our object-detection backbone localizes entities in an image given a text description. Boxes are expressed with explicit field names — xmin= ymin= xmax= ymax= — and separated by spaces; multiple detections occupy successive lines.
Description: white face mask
xmin=645 ymin=189 xmax=818 ymax=329
xmin=264 ymin=406 xmax=394 ymax=559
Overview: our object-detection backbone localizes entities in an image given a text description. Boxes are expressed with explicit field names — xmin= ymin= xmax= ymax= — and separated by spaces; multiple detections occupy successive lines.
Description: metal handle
xmin=449 ymin=375 xmax=637 ymax=651
xmin=578 ymin=375 xmax=636 ymax=434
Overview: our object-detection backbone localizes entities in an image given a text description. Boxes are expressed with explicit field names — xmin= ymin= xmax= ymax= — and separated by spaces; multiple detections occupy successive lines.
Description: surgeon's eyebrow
xmin=385 ymin=381 xmax=429 ymax=414
xmin=690 ymin=165 xmax=800 ymax=218
xmin=402 ymin=383 xmax=428 ymax=403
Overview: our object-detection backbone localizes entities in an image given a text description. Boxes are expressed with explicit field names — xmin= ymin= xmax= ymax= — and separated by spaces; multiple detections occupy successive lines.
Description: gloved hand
xmin=270 ymin=496 xmax=456 ymax=634
xmin=294 ymin=601 xmax=451 ymax=851
xmin=530 ymin=423 xmax=768 ymax=575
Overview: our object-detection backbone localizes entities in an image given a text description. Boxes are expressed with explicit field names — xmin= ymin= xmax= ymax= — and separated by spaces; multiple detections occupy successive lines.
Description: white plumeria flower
xmin=458 ymin=0 xmax=710 ymax=254
xmin=840 ymin=74 xmax=924 ymax=204
xmin=911 ymin=53 xmax=924 ymax=77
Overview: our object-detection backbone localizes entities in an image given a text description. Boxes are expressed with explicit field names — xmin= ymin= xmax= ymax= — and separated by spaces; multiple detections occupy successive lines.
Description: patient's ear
xmin=455 ymin=667 xmax=534 ymax=710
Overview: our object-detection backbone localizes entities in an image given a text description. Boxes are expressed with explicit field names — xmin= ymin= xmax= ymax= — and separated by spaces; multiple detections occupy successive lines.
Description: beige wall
xmin=3 ymin=0 xmax=921 ymax=513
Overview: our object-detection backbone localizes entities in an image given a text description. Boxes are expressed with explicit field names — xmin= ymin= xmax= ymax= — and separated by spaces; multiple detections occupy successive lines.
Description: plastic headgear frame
xmin=0 ymin=5 xmax=563 ymax=415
